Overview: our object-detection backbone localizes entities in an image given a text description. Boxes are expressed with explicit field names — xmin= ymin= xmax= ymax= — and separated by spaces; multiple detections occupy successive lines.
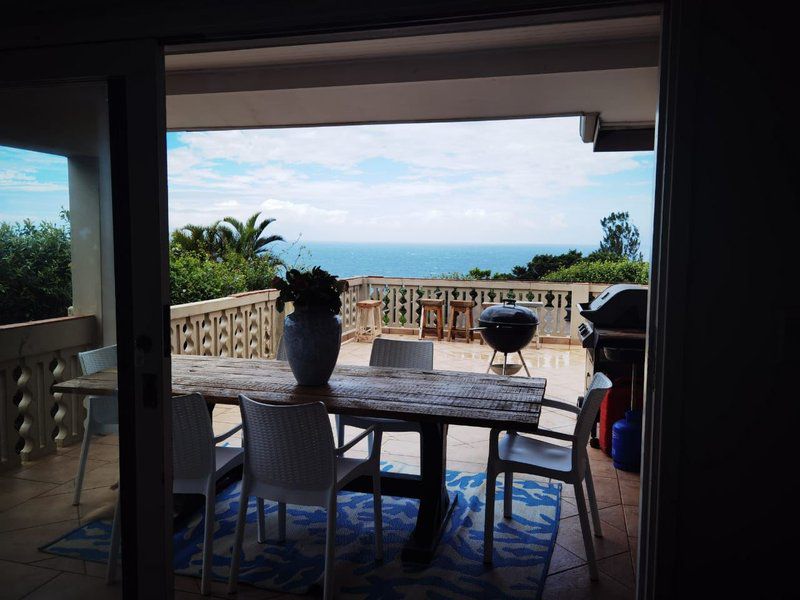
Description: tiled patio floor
xmin=0 ymin=335 xmax=639 ymax=599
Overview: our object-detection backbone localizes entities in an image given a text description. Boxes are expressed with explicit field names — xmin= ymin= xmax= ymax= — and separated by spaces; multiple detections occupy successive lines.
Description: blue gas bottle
xmin=612 ymin=409 xmax=642 ymax=472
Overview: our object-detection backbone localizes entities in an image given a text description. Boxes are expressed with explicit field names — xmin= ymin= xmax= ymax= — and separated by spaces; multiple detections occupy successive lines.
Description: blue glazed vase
xmin=283 ymin=306 xmax=342 ymax=386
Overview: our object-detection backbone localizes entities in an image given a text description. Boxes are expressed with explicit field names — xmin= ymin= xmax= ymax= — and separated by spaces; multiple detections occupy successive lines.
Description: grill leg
xmin=487 ymin=350 xmax=497 ymax=374
xmin=517 ymin=351 xmax=532 ymax=377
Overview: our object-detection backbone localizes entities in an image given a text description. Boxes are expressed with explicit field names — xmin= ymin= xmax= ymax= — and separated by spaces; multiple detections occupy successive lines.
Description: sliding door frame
xmin=0 ymin=40 xmax=172 ymax=598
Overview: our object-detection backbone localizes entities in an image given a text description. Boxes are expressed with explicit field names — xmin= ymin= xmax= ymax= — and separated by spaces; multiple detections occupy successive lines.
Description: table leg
xmin=401 ymin=421 xmax=456 ymax=563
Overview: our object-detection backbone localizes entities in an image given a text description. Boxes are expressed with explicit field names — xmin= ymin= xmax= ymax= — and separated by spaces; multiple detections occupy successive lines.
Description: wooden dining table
xmin=53 ymin=354 xmax=546 ymax=563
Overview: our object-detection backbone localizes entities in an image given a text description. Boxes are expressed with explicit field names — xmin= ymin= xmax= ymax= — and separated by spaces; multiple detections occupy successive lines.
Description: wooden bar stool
xmin=418 ymin=298 xmax=444 ymax=340
xmin=448 ymin=299 xmax=474 ymax=343
xmin=355 ymin=299 xmax=383 ymax=342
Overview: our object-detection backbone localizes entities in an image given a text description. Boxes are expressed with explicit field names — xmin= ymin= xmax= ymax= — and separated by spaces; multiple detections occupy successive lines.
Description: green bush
xmin=0 ymin=220 xmax=72 ymax=325
xmin=541 ymin=260 xmax=649 ymax=285
xmin=169 ymin=246 xmax=278 ymax=305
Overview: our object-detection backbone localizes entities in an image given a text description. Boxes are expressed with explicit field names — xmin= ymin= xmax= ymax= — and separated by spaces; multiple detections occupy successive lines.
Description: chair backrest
xmin=78 ymin=345 xmax=117 ymax=376
xmin=172 ymin=393 xmax=215 ymax=481
xmin=275 ymin=335 xmax=287 ymax=361
xmin=239 ymin=395 xmax=335 ymax=491
xmin=369 ymin=338 xmax=434 ymax=370
xmin=573 ymin=372 xmax=613 ymax=466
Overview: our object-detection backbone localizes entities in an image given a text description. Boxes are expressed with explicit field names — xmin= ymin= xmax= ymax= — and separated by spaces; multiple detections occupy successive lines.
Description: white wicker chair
xmin=228 ymin=397 xmax=383 ymax=600
xmin=107 ymin=393 xmax=242 ymax=594
xmin=73 ymin=345 xmax=119 ymax=506
xmin=483 ymin=372 xmax=612 ymax=580
xmin=335 ymin=337 xmax=434 ymax=453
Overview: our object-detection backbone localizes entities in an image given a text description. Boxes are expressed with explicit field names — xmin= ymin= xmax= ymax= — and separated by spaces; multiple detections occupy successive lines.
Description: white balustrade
xmin=0 ymin=316 xmax=96 ymax=471
xmin=0 ymin=277 xmax=637 ymax=472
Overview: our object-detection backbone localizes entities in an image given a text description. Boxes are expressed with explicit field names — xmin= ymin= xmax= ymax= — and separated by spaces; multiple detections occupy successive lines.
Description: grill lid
xmin=479 ymin=299 xmax=539 ymax=327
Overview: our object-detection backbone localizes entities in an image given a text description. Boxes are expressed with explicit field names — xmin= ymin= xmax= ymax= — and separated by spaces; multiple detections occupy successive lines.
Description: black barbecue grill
xmin=578 ymin=284 xmax=648 ymax=447
xmin=475 ymin=299 xmax=539 ymax=376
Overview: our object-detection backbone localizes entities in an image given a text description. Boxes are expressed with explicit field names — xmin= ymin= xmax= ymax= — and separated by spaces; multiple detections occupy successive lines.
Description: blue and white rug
xmin=42 ymin=464 xmax=560 ymax=599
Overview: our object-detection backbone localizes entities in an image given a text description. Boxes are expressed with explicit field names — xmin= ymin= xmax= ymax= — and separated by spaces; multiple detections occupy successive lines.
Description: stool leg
xmin=374 ymin=305 xmax=382 ymax=337
xmin=356 ymin=307 xmax=363 ymax=342
xmin=437 ymin=307 xmax=444 ymax=340
xmin=418 ymin=307 xmax=425 ymax=339
xmin=448 ymin=307 xmax=455 ymax=342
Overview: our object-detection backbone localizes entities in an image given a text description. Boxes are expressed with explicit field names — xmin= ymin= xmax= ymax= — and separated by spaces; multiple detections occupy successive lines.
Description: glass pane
xmin=0 ymin=82 xmax=124 ymax=594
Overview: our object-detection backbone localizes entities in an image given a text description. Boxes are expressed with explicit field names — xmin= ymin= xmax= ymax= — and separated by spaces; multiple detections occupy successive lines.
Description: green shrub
xmin=169 ymin=246 xmax=278 ymax=305
xmin=0 ymin=220 xmax=72 ymax=325
xmin=541 ymin=260 xmax=649 ymax=285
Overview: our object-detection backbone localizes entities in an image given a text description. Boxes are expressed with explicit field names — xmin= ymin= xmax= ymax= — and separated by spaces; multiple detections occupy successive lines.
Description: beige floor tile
xmin=21 ymin=571 xmax=123 ymax=600
xmin=0 ymin=558 xmax=60 ymax=600
xmin=618 ymin=478 xmax=640 ymax=507
xmin=556 ymin=515 xmax=630 ymax=561
xmin=29 ymin=555 xmax=87 ymax=576
xmin=597 ymin=504 xmax=627 ymax=532
xmin=0 ymin=519 xmax=80 ymax=563
xmin=87 ymin=433 xmax=119 ymax=447
xmin=0 ymin=477 xmax=58 ymax=512
xmin=549 ymin=544 xmax=586 ymax=574
xmin=542 ymin=565 xmax=633 ymax=600
xmin=560 ymin=476 xmax=620 ymax=506
xmin=84 ymin=442 xmax=119 ymax=463
xmin=41 ymin=463 xmax=118 ymax=499
xmin=623 ymin=506 xmax=639 ymax=538
xmin=8 ymin=453 xmax=106 ymax=485
xmin=0 ymin=489 xmax=81 ymax=533
xmin=597 ymin=552 xmax=635 ymax=590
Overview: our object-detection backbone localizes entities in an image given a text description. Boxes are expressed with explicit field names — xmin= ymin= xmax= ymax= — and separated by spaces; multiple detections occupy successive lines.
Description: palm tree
xmin=219 ymin=212 xmax=284 ymax=260
xmin=171 ymin=222 xmax=226 ymax=258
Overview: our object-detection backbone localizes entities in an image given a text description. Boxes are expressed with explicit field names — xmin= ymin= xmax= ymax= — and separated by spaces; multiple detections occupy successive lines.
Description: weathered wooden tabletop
xmin=53 ymin=354 xmax=545 ymax=430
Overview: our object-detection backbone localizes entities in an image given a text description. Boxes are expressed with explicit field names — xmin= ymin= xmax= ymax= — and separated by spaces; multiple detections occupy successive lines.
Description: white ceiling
xmin=165 ymin=15 xmax=660 ymax=133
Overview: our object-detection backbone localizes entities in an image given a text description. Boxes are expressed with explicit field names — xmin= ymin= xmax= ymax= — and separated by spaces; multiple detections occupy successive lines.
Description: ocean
xmin=283 ymin=242 xmax=600 ymax=279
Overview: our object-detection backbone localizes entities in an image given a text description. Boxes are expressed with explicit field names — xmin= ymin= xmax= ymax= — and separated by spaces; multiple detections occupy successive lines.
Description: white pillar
xmin=68 ymin=156 xmax=116 ymax=345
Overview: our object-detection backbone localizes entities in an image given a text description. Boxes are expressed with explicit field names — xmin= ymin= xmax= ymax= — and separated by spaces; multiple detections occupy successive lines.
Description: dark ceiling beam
xmin=166 ymin=39 xmax=658 ymax=95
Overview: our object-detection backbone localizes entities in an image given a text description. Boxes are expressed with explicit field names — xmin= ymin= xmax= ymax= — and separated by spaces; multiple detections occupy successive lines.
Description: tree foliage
xmin=509 ymin=249 xmax=584 ymax=280
xmin=598 ymin=211 xmax=642 ymax=261
xmin=171 ymin=212 xmax=284 ymax=261
xmin=0 ymin=219 xmax=72 ymax=325
xmin=541 ymin=260 xmax=649 ymax=285
xmin=169 ymin=246 xmax=279 ymax=305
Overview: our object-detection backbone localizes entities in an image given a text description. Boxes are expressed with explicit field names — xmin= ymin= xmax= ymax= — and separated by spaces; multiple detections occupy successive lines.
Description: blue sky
xmin=2 ymin=117 xmax=654 ymax=252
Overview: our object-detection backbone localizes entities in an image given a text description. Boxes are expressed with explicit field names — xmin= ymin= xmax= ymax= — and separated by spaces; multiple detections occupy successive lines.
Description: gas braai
xmin=578 ymin=284 xmax=648 ymax=452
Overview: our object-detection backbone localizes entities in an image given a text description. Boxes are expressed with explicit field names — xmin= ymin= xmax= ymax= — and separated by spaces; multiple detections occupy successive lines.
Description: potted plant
xmin=272 ymin=267 xmax=348 ymax=385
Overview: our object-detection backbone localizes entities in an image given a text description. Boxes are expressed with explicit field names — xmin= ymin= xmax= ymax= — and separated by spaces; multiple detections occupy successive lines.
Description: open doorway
xmin=162 ymin=13 xmax=659 ymax=598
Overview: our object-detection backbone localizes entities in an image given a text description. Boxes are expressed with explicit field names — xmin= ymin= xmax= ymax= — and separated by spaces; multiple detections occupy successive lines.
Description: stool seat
xmin=418 ymin=299 xmax=444 ymax=340
xmin=450 ymin=299 xmax=474 ymax=308
xmin=355 ymin=299 xmax=383 ymax=342
xmin=357 ymin=299 xmax=382 ymax=308
xmin=419 ymin=298 xmax=444 ymax=306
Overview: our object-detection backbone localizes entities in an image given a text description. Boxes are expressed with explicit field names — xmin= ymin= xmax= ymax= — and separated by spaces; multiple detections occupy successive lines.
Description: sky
xmin=1 ymin=116 xmax=654 ymax=250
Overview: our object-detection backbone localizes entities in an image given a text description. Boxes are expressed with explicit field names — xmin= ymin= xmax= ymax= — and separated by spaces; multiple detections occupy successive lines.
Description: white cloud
xmin=166 ymin=117 xmax=653 ymax=244
xmin=0 ymin=168 xmax=67 ymax=192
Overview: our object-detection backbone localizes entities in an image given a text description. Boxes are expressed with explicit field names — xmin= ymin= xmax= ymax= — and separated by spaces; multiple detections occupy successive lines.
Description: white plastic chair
xmin=228 ymin=397 xmax=383 ymax=600
xmin=73 ymin=345 xmax=118 ymax=506
xmin=483 ymin=372 xmax=613 ymax=580
xmin=335 ymin=337 xmax=433 ymax=453
xmin=107 ymin=393 xmax=243 ymax=595
xmin=275 ymin=335 xmax=287 ymax=361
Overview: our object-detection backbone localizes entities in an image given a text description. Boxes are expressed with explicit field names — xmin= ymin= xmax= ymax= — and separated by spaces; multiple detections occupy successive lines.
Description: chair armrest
xmin=541 ymin=397 xmax=581 ymax=415
xmin=335 ymin=425 xmax=376 ymax=456
xmin=533 ymin=428 xmax=576 ymax=442
xmin=213 ymin=423 xmax=242 ymax=444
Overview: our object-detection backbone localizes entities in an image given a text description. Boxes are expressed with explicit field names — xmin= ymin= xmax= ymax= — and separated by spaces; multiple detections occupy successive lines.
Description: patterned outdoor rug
xmin=42 ymin=464 xmax=560 ymax=599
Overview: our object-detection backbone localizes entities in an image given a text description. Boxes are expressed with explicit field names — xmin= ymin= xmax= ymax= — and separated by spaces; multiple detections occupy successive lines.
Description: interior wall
xmin=643 ymin=1 xmax=795 ymax=597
